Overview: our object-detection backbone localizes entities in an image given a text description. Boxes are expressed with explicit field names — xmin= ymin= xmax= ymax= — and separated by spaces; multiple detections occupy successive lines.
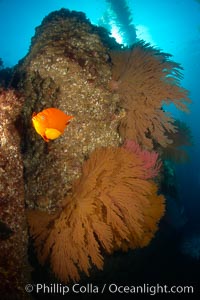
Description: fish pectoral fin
xmin=45 ymin=128 xmax=62 ymax=140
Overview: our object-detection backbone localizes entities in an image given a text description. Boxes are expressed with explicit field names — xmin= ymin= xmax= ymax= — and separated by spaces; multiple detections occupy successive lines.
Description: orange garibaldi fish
xmin=32 ymin=108 xmax=74 ymax=142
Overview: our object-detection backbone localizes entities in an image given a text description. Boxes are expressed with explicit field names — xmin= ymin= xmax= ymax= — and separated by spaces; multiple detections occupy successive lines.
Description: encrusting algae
xmin=14 ymin=8 xmax=122 ymax=211
xmin=1 ymin=8 xmax=191 ymax=287
xmin=0 ymin=90 xmax=30 ymax=299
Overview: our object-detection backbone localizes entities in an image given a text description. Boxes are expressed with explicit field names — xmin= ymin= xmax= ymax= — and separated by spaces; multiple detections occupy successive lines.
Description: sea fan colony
xmin=110 ymin=41 xmax=191 ymax=149
xmin=28 ymin=146 xmax=164 ymax=282
xmin=181 ymin=234 xmax=200 ymax=260
xmin=161 ymin=120 xmax=193 ymax=163
xmin=26 ymin=12 xmax=191 ymax=284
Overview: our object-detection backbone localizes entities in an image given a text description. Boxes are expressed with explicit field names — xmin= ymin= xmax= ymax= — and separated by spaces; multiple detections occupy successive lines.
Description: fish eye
xmin=40 ymin=115 xmax=46 ymax=121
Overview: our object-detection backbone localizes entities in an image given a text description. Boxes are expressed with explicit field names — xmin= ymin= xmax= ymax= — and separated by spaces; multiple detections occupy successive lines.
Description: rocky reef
xmin=0 ymin=90 xmax=29 ymax=299
xmin=0 ymin=7 xmax=192 ymax=290
xmin=14 ymin=8 xmax=122 ymax=211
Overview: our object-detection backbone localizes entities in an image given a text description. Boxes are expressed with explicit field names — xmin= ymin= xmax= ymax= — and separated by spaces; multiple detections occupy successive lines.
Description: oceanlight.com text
xmin=25 ymin=283 xmax=194 ymax=296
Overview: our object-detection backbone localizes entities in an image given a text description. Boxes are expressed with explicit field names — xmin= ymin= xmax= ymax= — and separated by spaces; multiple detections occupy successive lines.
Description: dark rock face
xmin=0 ymin=10 xmax=123 ymax=291
xmin=15 ymin=9 xmax=122 ymax=211
xmin=0 ymin=90 xmax=29 ymax=299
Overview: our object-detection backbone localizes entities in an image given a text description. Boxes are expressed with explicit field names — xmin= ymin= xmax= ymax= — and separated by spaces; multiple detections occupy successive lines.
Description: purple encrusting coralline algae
xmin=0 ymin=89 xmax=30 ymax=299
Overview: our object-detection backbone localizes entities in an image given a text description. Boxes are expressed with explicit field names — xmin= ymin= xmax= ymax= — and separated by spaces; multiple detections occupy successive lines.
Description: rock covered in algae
xmin=0 ymin=90 xmax=30 ymax=299
xmin=15 ymin=9 xmax=122 ymax=211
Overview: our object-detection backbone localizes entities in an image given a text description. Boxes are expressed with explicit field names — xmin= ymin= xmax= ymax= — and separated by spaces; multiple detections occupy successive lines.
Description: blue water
xmin=1 ymin=0 xmax=200 ymax=294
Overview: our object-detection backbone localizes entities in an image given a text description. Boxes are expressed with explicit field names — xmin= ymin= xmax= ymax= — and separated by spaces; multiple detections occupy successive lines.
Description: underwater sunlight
xmin=0 ymin=1 xmax=200 ymax=299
